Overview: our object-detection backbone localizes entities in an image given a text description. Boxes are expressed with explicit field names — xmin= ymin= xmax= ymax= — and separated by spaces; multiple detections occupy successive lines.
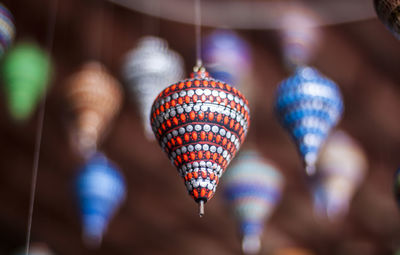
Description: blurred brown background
xmin=0 ymin=0 xmax=400 ymax=254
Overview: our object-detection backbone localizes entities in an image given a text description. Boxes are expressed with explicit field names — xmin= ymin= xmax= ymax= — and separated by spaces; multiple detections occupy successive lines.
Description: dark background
xmin=0 ymin=0 xmax=400 ymax=254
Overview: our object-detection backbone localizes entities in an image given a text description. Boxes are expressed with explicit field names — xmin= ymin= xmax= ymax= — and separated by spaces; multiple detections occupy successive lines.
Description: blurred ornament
xmin=223 ymin=149 xmax=284 ymax=255
xmin=123 ymin=36 xmax=184 ymax=140
xmin=1 ymin=42 xmax=51 ymax=122
xmin=312 ymin=130 xmax=367 ymax=220
xmin=202 ymin=29 xmax=251 ymax=86
xmin=150 ymin=66 xmax=250 ymax=216
xmin=14 ymin=243 xmax=55 ymax=255
xmin=0 ymin=3 xmax=15 ymax=57
xmin=274 ymin=67 xmax=343 ymax=175
xmin=65 ymin=62 xmax=123 ymax=157
xmin=374 ymin=0 xmax=400 ymax=39
xmin=76 ymin=153 xmax=126 ymax=247
xmin=279 ymin=7 xmax=320 ymax=69
xmin=271 ymin=247 xmax=315 ymax=255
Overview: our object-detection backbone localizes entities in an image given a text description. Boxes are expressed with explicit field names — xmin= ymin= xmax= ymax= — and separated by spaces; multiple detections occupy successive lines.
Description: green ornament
xmin=1 ymin=42 xmax=51 ymax=121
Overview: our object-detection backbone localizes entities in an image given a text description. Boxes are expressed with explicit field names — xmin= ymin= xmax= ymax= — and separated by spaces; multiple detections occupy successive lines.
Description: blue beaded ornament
xmin=76 ymin=153 xmax=126 ymax=247
xmin=202 ymin=30 xmax=251 ymax=86
xmin=223 ymin=150 xmax=284 ymax=254
xmin=274 ymin=67 xmax=343 ymax=175
xmin=0 ymin=4 xmax=15 ymax=57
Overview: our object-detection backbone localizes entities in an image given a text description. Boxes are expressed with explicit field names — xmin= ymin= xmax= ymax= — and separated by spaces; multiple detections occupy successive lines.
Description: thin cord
xmin=194 ymin=0 xmax=202 ymax=67
xmin=24 ymin=0 xmax=58 ymax=254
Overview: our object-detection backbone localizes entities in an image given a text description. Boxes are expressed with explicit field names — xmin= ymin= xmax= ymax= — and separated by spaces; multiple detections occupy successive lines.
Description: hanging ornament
xmin=274 ymin=67 xmax=343 ymax=175
xmin=312 ymin=130 xmax=367 ymax=220
xmin=65 ymin=62 xmax=123 ymax=157
xmin=374 ymin=0 xmax=400 ymax=39
xmin=1 ymin=42 xmax=51 ymax=122
xmin=223 ymin=149 xmax=284 ymax=255
xmin=123 ymin=36 xmax=184 ymax=141
xmin=202 ymin=29 xmax=251 ymax=86
xmin=150 ymin=66 xmax=250 ymax=216
xmin=279 ymin=7 xmax=320 ymax=69
xmin=76 ymin=153 xmax=126 ymax=247
xmin=0 ymin=3 xmax=15 ymax=57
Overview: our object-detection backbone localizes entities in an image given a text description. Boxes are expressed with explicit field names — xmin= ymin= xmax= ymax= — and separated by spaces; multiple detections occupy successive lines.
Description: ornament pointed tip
xmin=82 ymin=232 xmax=102 ymax=249
xmin=305 ymin=164 xmax=316 ymax=176
xmin=198 ymin=200 xmax=205 ymax=218
xmin=242 ymin=234 xmax=261 ymax=254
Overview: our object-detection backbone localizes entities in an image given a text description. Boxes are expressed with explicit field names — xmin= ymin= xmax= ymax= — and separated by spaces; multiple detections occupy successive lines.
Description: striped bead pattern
xmin=274 ymin=67 xmax=343 ymax=169
xmin=150 ymin=69 xmax=250 ymax=203
xmin=0 ymin=4 xmax=14 ymax=57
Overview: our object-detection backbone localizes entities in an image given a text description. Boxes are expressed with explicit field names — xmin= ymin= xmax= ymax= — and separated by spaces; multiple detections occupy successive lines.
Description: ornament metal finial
xmin=199 ymin=200 xmax=205 ymax=217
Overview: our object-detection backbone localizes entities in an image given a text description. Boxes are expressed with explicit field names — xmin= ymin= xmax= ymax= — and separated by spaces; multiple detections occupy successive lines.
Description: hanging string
xmin=24 ymin=1 xmax=58 ymax=255
xmin=194 ymin=0 xmax=202 ymax=68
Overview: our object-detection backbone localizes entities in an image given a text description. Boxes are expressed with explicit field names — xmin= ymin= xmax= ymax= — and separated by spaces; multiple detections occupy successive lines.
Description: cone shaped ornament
xmin=123 ymin=36 xmax=184 ymax=140
xmin=150 ymin=66 xmax=250 ymax=216
xmin=76 ymin=153 xmax=126 ymax=247
xmin=274 ymin=67 xmax=343 ymax=175
xmin=1 ymin=42 xmax=51 ymax=122
xmin=202 ymin=30 xmax=251 ymax=86
xmin=223 ymin=150 xmax=284 ymax=254
xmin=0 ymin=4 xmax=15 ymax=57
xmin=313 ymin=130 xmax=367 ymax=220
xmin=374 ymin=0 xmax=400 ymax=39
xmin=66 ymin=62 xmax=123 ymax=157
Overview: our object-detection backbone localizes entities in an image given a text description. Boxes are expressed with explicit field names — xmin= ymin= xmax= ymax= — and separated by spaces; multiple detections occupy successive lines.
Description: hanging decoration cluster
xmin=202 ymin=30 xmax=251 ymax=87
xmin=374 ymin=0 xmax=400 ymax=39
xmin=65 ymin=61 xmax=123 ymax=157
xmin=65 ymin=61 xmax=126 ymax=247
xmin=1 ymin=42 xmax=51 ymax=122
xmin=312 ymin=130 xmax=367 ymax=220
xmin=123 ymin=36 xmax=184 ymax=140
xmin=223 ymin=149 xmax=284 ymax=255
xmin=150 ymin=66 xmax=250 ymax=216
xmin=76 ymin=153 xmax=126 ymax=247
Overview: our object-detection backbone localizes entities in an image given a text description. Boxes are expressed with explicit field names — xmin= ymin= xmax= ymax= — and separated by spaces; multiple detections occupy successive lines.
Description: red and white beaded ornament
xmin=150 ymin=65 xmax=250 ymax=216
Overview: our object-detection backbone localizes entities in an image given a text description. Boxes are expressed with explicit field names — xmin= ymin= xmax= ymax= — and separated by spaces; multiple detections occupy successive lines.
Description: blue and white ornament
xmin=223 ymin=150 xmax=284 ymax=254
xmin=274 ymin=67 xmax=343 ymax=175
xmin=123 ymin=36 xmax=184 ymax=140
xmin=202 ymin=29 xmax=251 ymax=86
xmin=76 ymin=153 xmax=126 ymax=247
